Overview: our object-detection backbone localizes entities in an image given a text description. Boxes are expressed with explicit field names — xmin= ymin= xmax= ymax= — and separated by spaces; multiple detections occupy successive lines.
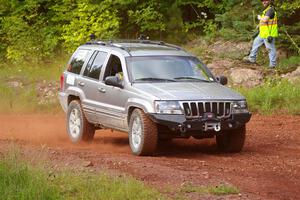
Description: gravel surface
xmin=0 ymin=113 xmax=299 ymax=200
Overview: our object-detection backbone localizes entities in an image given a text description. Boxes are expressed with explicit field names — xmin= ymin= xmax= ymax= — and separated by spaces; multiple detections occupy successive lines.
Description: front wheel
xmin=216 ymin=125 xmax=246 ymax=153
xmin=129 ymin=109 xmax=158 ymax=156
xmin=67 ymin=100 xmax=95 ymax=143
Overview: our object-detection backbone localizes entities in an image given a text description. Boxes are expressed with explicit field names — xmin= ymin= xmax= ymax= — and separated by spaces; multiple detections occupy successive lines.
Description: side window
xmin=83 ymin=51 xmax=107 ymax=80
xmin=83 ymin=51 xmax=98 ymax=77
xmin=104 ymin=55 xmax=123 ymax=80
xmin=68 ymin=49 xmax=90 ymax=74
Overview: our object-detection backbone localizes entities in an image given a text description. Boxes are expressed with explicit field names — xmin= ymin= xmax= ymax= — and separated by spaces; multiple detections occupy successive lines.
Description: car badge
xmin=204 ymin=112 xmax=214 ymax=119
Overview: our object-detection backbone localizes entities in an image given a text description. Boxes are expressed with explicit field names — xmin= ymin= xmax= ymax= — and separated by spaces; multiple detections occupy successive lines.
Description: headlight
xmin=154 ymin=101 xmax=183 ymax=114
xmin=232 ymin=100 xmax=249 ymax=114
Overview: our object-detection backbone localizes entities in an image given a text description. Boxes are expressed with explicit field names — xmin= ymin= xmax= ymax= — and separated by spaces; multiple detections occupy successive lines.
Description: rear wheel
xmin=216 ymin=125 xmax=246 ymax=153
xmin=67 ymin=100 xmax=95 ymax=143
xmin=129 ymin=109 xmax=158 ymax=156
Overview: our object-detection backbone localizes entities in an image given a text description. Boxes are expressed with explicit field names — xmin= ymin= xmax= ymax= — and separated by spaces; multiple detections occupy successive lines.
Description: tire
xmin=216 ymin=125 xmax=246 ymax=153
xmin=129 ymin=109 xmax=158 ymax=156
xmin=66 ymin=100 xmax=95 ymax=143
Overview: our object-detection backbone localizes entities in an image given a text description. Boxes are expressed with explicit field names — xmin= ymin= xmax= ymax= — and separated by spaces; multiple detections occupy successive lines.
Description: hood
xmin=133 ymin=82 xmax=245 ymax=101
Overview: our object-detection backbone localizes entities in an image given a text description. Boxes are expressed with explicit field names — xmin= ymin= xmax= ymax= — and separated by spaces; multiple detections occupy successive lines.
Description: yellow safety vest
xmin=259 ymin=6 xmax=278 ymax=38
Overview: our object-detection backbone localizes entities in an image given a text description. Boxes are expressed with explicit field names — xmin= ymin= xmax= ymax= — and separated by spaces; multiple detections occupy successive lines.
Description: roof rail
xmin=84 ymin=40 xmax=131 ymax=54
xmin=111 ymin=39 xmax=183 ymax=51
xmin=84 ymin=39 xmax=183 ymax=52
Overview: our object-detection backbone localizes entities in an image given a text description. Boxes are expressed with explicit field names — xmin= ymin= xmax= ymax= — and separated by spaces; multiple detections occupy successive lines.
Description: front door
xmin=96 ymin=53 xmax=130 ymax=130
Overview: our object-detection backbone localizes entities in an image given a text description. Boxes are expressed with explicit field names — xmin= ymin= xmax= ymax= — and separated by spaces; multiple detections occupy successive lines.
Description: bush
xmin=238 ymin=78 xmax=300 ymax=115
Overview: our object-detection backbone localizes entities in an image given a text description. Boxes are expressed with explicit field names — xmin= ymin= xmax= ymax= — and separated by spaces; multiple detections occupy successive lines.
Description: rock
xmin=208 ymin=59 xmax=235 ymax=76
xmin=7 ymin=81 xmax=23 ymax=88
xmin=202 ymin=171 xmax=210 ymax=179
xmin=209 ymin=41 xmax=250 ymax=54
xmin=229 ymin=68 xmax=263 ymax=88
xmin=282 ymin=66 xmax=300 ymax=83
xmin=83 ymin=161 xmax=94 ymax=167
xmin=36 ymin=81 xmax=59 ymax=105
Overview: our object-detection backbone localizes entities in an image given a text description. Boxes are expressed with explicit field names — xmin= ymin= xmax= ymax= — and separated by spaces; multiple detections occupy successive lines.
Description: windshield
xmin=126 ymin=56 xmax=215 ymax=83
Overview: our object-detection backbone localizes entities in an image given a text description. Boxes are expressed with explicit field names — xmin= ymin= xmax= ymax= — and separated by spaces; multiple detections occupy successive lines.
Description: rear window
xmin=83 ymin=51 xmax=107 ymax=80
xmin=67 ymin=49 xmax=90 ymax=74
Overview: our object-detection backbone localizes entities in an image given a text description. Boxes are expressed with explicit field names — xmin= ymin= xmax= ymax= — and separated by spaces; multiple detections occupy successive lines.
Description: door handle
xmin=78 ymin=82 xmax=85 ymax=86
xmin=98 ymin=88 xmax=106 ymax=93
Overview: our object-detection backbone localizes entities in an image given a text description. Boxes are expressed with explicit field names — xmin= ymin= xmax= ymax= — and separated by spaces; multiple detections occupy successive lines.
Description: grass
xmin=0 ymin=149 xmax=164 ymax=200
xmin=180 ymin=182 xmax=239 ymax=196
xmin=0 ymin=54 xmax=67 ymax=82
xmin=238 ymin=78 xmax=300 ymax=115
xmin=277 ymin=56 xmax=300 ymax=73
xmin=0 ymin=59 xmax=65 ymax=113
xmin=0 ymin=147 xmax=245 ymax=200
xmin=0 ymin=81 xmax=61 ymax=113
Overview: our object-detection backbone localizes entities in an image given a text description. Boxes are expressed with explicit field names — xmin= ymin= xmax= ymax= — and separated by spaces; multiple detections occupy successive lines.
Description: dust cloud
xmin=0 ymin=114 xmax=131 ymax=154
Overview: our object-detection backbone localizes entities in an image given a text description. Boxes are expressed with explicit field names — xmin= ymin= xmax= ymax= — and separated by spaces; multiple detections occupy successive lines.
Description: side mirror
xmin=216 ymin=76 xmax=228 ymax=85
xmin=105 ymin=76 xmax=123 ymax=88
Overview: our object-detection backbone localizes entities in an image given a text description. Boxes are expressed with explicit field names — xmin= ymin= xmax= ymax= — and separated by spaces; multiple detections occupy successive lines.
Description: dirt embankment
xmin=0 ymin=113 xmax=299 ymax=200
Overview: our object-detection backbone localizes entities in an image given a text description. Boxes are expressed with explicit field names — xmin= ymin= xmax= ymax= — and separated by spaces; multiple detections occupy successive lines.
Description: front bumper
xmin=149 ymin=113 xmax=251 ymax=133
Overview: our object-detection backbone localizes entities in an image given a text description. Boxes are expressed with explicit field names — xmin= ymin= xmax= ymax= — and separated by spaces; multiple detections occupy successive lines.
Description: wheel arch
xmin=68 ymin=95 xmax=80 ymax=105
xmin=127 ymin=106 xmax=143 ymax=126
xmin=126 ymin=98 xmax=155 ymax=126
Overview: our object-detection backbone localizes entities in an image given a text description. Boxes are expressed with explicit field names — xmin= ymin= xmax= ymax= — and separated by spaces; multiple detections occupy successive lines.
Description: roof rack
xmin=123 ymin=39 xmax=183 ymax=51
xmin=85 ymin=40 xmax=131 ymax=54
xmin=84 ymin=39 xmax=183 ymax=53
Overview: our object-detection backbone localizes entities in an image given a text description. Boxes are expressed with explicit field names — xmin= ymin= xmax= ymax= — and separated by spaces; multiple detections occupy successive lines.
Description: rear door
xmin=77 ymin=50 xmax=109 ymax=123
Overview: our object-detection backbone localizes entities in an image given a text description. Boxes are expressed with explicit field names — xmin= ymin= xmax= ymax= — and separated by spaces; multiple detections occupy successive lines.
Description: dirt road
xmin=0 ymin=113 xmax=299 ymax=199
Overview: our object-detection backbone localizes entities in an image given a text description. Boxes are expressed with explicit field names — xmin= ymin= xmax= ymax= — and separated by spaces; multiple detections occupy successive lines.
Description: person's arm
xmin=262 ymin=7 xmax=275 ymax=22
xmin=261 ymin=15 xmax=270 ymax=23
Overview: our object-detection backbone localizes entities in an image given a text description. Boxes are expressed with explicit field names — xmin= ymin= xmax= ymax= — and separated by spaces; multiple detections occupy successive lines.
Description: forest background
xmin=1 ymin=2 xmax=300 ymax=200
xmin=0 ymin=0 xmax=299 ymax=64
xmin=0 ymin=0 xmax=300 ymax=114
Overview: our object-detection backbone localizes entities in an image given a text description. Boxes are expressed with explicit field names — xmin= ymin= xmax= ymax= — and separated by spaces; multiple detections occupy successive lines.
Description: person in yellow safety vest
xmin=244 ymin=0 xmax=278 ymax=68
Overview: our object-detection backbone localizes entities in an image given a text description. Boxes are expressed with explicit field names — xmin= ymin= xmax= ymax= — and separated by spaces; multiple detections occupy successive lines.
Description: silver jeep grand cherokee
xmin=59 ymin=39 xmax=251 ymax=156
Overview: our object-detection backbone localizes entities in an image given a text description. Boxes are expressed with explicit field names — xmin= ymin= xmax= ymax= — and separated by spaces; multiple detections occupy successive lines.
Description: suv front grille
xmin=180 ymin=101 xmax=232 ymax=119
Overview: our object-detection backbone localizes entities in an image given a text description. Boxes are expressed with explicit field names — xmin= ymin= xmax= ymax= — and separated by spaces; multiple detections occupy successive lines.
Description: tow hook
xmin=204 ymin=122 xmax=221 ymax=132
xmin=178 ymin=124 xmax=186 ymax=133
xmin=214 ymin=123 xmax=221 ymax=132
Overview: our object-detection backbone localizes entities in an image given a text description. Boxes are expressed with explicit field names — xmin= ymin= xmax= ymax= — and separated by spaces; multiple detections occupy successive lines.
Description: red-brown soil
xmin=0 ymin=113 xmax=299 ymax=200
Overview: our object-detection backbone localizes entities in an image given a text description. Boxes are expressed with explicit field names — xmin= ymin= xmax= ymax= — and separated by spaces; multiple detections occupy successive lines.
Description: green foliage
xmin=277 ymin=56 xmax=300 ymax=73
xmin=0 ymin=0 xmax=299 ymax=61
xmin=0 ymin=150 xmax=61 ymax=199
xmin=58 ymin=0 xmax=120 ymax=52
xmin=180 ymin=182 xmax=239 ymax=196
xmin=0 ymin=0 xmax=61 ymax=63
xmin=0 ymin=149 xmax=164 ymax=200
xmin=0 ymin=82 xmax=41 ymax=113
xmin=128 ymin=1 xmax=165 ymax=33
xmin=215 ymin=2 xmax=256 ymax=41
xmin=165 ymin=3 xmax=186 ymax=43
xmin=238 ymin=79 xmax=300 ymax=115
xmin=0 ymin=58 xmax=65 ymax=113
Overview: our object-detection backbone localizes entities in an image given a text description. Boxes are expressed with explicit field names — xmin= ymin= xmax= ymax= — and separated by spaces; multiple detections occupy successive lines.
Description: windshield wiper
xmin=174 ymin=76 xmax=211 ymax=82
xmin=134 ymin=77 xmax=177 ymax=82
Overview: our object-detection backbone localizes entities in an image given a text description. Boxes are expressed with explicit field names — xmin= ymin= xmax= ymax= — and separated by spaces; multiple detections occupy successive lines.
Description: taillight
xmin=60 ymin=74 xmax=64 ymax=92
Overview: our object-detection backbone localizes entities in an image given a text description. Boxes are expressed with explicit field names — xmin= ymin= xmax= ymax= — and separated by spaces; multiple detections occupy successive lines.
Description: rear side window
xmin=83 ymin=51 xmax=107 ymax=80
xmin=68 ymin=49 xmax=90 ymax=74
